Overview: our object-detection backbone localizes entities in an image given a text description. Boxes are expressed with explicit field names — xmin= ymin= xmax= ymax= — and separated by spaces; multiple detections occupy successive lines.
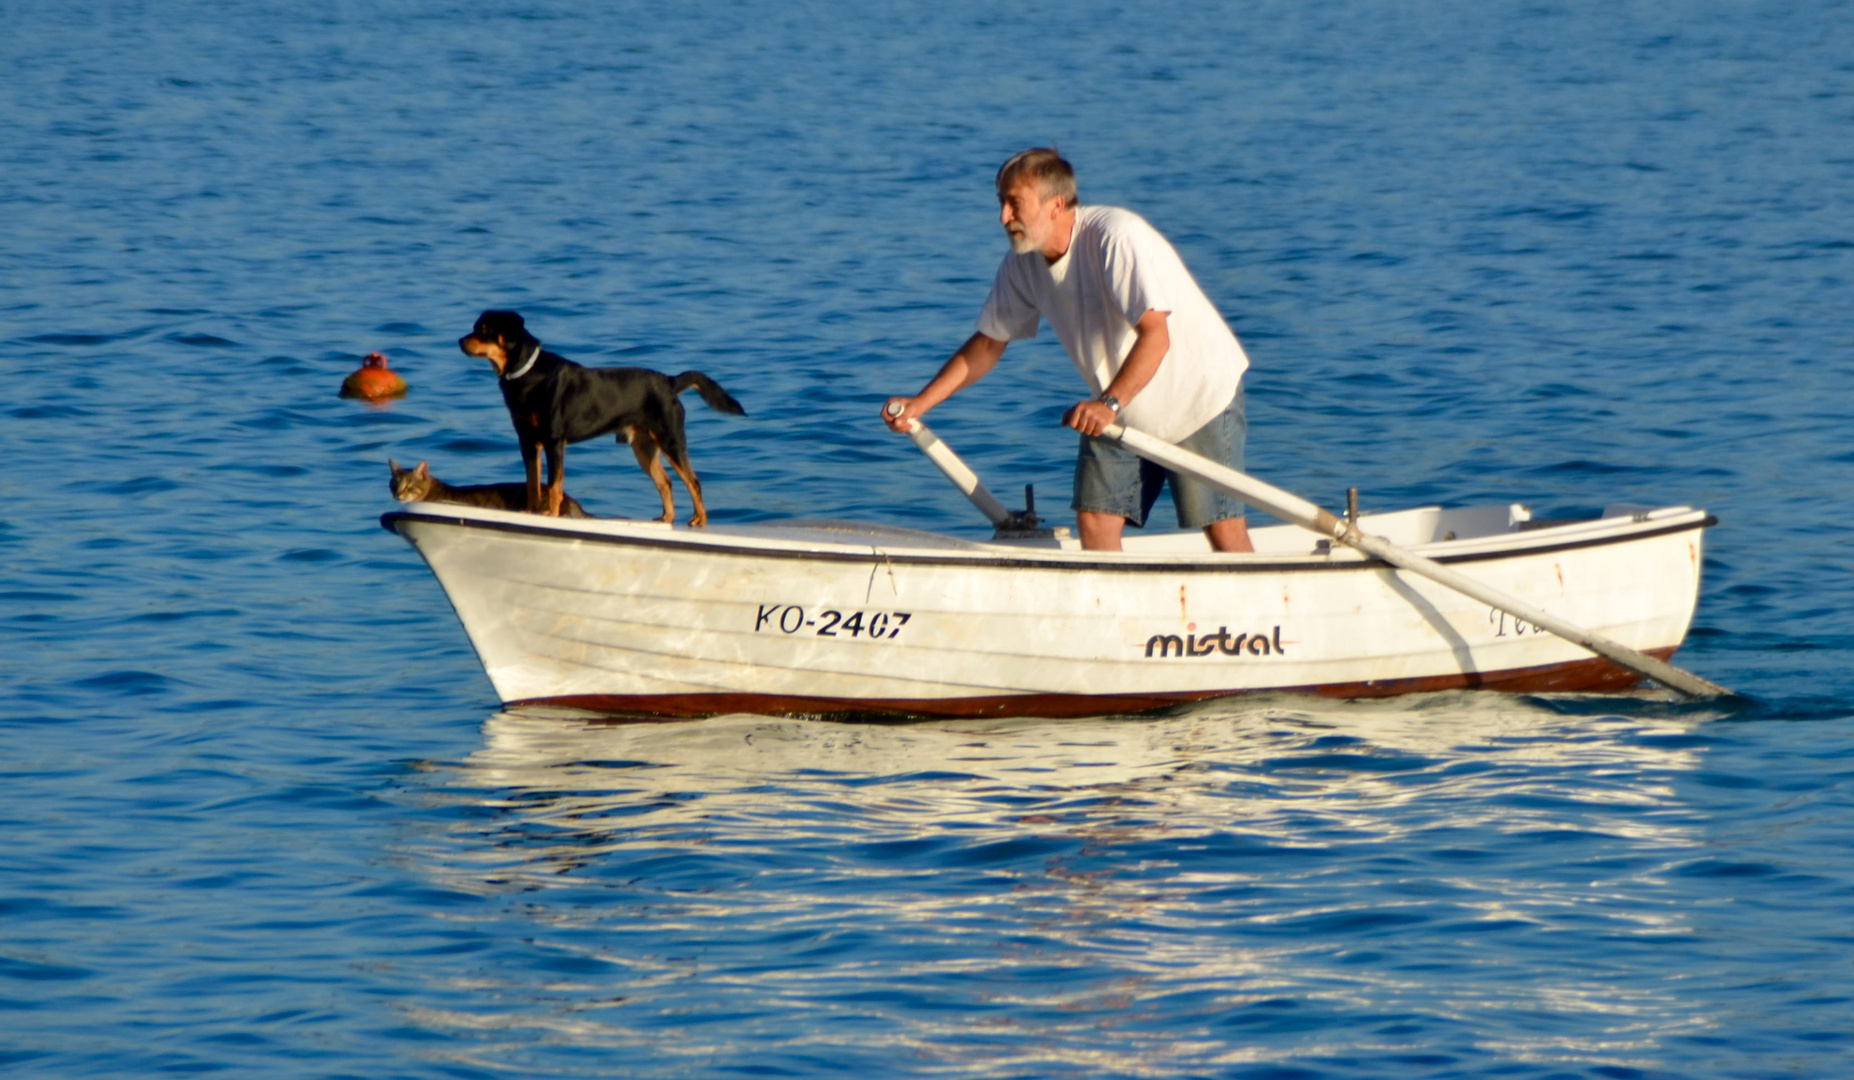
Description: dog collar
xmin=503 ymin=342 xmax=542 ymax=380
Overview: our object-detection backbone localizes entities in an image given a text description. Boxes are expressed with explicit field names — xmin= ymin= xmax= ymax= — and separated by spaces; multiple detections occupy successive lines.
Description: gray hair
xmin=995 ymin=148 xmax=1079 ymax=208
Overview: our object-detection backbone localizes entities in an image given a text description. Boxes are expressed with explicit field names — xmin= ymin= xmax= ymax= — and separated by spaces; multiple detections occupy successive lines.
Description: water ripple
xmin=3 ymin=1 xmax=1853 ymax=1076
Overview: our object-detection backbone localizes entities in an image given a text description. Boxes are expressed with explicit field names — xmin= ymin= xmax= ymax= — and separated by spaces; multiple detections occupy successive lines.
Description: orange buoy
xmin=340 ymin=352 xmax=408 ymax=400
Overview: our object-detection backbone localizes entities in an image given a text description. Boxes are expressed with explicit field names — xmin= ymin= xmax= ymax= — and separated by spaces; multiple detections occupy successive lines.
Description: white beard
xmin=1007 ymin=226 xmax=1037 ymax=255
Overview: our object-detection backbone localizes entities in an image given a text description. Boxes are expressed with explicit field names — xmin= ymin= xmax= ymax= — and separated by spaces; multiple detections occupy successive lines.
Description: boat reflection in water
xmin=396 ymin=695 xmax=1733 ymax=1074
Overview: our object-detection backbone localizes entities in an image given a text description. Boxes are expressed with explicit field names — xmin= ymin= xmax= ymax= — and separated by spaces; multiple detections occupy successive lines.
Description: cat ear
xmin=389 ymin=458 xmax=400 ymax=472
xmin=415 ymin=461 xmax=429 ymax=478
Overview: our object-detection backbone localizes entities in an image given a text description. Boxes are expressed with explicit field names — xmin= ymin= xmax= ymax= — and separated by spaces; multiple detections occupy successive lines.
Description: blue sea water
xmin=4 ymin=1 xmax=1854 ymax=1076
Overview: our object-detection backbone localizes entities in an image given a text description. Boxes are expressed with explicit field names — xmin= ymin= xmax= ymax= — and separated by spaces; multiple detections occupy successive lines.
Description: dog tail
xmin=673 ymin=372 xmax=747 ymax=416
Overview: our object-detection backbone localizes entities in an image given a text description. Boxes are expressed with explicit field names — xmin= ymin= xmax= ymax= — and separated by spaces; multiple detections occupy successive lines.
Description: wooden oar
xmin=886 ymin=406 xmax=1013 ymax=527
xmin=1103 ymin=421 xmax=1732 ymax=699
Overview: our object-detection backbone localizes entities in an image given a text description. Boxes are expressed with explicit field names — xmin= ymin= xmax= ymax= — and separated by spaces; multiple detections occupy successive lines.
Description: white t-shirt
xmin=977 ymin=205 xmax=1248 ymax=443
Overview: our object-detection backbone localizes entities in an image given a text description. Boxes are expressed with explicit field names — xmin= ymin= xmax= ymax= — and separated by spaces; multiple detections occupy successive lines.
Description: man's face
xmin=999 ymin=179 xmax=1062 ymax=255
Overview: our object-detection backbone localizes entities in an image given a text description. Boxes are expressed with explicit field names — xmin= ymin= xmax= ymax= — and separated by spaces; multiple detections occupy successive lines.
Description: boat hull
xmin=384 ymin=506 xmax=1711 ymax=718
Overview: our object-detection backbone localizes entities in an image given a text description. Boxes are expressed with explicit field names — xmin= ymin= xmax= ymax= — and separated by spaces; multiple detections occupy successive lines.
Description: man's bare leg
xmin=1077 ymin=510 xmax=1127 ymax=552
xmin=1205 ymin=516 xmax=1253 ymax=553
xmin=1084 ymin=513 xmax=1252 ymax=552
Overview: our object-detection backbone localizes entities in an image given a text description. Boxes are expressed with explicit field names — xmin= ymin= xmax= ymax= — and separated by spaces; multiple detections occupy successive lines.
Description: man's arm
xmin=882 ymin=332 xmax=1008 ymax=431
xmin=1062 ymin=309 xmax=1169 ymax=437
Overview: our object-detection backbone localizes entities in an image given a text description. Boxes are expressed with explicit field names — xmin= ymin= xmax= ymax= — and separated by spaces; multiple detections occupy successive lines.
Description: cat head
xmin=388 ymin=459 xmax=433 ymax=502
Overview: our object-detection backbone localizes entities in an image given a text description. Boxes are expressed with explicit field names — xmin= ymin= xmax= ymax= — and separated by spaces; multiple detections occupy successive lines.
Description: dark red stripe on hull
xmin=510 ymin=649 xmax=1681 ymax=720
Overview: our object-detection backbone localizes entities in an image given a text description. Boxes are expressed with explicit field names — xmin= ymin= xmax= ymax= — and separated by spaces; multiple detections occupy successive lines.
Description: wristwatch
xmin=1098 ymin=393 xmax=1122 ymax=414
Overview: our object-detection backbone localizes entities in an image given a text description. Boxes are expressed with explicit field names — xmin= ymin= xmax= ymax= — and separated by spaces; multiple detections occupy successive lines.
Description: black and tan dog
xmin=458 ymin=310 xmax=745 ymax=526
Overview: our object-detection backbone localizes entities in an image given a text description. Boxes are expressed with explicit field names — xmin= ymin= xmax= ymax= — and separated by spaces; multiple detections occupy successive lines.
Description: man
xmin=882 ymin=148 xmax=1254 ymax=553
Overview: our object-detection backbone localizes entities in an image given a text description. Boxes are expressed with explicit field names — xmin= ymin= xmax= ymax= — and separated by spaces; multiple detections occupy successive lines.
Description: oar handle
xmin=1103 ymin=422 xmax=1346 ymax=540
xmin=888 ymin=407 xmax=1012 ymax=527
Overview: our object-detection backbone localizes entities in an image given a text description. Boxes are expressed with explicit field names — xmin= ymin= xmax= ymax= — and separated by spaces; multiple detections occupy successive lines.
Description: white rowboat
xmin=383 ymin=495 xmax=1714 ymax=718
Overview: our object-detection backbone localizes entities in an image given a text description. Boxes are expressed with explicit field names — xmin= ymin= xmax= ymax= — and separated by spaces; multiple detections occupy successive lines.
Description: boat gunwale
xmin=381 ymin=506 xmax=1716 ymax=573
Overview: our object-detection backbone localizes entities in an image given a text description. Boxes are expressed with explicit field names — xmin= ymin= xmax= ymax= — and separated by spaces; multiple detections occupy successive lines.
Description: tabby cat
xmin=389 ymin=459 xmax=591 ymax=517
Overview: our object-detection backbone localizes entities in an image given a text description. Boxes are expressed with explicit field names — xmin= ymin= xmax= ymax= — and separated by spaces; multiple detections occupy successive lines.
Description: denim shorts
xmin=1072 ymin=381 xmax=1247 ymax=529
